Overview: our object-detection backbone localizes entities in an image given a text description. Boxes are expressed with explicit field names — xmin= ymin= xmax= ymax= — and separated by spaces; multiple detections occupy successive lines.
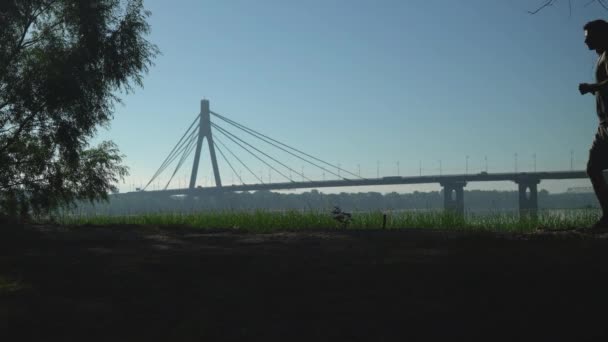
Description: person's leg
xmin=587 ymin=166 xmax=608 ymax=219
xmin=587 ymin=128 xmax=608 ymax=223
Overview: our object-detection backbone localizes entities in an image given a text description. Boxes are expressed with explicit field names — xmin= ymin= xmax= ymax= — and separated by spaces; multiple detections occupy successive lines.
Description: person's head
xmin=584 ymin=19 xmax=608 ymax=52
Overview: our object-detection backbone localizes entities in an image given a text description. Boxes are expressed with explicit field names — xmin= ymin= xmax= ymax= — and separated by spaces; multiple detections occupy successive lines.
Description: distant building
xmin=566 ymin=187 xmax=594 ymax=194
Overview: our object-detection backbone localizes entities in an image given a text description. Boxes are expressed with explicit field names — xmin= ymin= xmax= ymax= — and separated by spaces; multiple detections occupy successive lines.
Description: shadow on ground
xmin=1 ymin=224 xmax=607 ymax=341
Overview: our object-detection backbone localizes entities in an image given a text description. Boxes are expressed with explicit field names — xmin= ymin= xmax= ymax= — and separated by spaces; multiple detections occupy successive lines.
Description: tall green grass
xmin=50 ymin=208 xmax=602 ymax=233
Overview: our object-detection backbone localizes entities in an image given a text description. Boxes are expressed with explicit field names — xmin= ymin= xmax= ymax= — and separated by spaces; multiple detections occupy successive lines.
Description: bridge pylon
xmin=516 ymin=177 xmax=540 ymax=220
xmin=440 ymin=181 xmax=467 ymax=216
xmin=189 ymin=99 xmax=222 ymax=189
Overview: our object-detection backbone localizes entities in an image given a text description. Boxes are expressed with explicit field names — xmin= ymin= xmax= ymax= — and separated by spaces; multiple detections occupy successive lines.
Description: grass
xmin=0 ymin=275 xmax=30 ymax=294
xmin=49 ymin=208 xmax=602 ymax=233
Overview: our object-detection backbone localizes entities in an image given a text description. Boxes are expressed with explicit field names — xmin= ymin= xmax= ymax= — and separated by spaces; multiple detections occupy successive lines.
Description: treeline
xmin=66 ymin=189 xmax=599 ymax=216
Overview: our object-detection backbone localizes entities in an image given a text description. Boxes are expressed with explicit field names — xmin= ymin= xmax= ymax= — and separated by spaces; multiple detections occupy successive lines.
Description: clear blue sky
xmin=96 ymin=0 xmax=607 ymax=194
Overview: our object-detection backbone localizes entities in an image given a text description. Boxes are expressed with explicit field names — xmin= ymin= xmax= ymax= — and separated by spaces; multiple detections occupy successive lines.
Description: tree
xmin=0 ymin=0 xmax=158 ymax=219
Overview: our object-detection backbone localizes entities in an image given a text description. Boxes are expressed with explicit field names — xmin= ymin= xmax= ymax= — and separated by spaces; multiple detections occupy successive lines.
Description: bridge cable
xmin=212 ymin=112 xmax=345 ymax=181
xmin=144 ymin=128 xmax=198 ymax=190
xmin=213 ymin=139 xmax=245 ymax=185
xmin=212 ymin=123 xmax=294 ymax=183
xmin=211 ymin=126 xmax=269 ymax=183
xmin=157 ymin=129 xmax=198 ymax=175
xmin=145 ymin=114 xmax=201 ymax=187
xmin=164 ymin=132 xmax=199 ymax=190
xmin=156 ymin=117 xmax=199 ymax=170
xmin=210 ymin=111 xmax=364 ymax=180
xmin=165 ymin=137 xmax=202 ymax=190
xmin=214 ymin=135 xmax=264 ymax=184
xmin=212 ymin=122 xmax=304 ymax=183
xmin=212 ymin=122 xmax=306 ymax=182
xmin=145 ymin=128 xmax=198 ymax=190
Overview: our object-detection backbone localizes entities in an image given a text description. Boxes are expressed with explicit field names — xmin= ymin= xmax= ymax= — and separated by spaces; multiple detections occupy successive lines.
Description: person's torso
xmin=596 ymin=51 xmax=608 ymax=123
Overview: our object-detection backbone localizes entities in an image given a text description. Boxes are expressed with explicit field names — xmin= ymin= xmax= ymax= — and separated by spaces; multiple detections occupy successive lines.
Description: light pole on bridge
xmin=570 ymin=150 xmax=574 ymax=171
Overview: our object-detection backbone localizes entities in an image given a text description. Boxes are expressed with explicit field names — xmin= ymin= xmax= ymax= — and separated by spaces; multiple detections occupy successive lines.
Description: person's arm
xmin=580 ymin=60 xmax=608 ymax=95
xmin=580 ymin=81 xmax=608 ymax=95
xmin=593 ymin=79 xmax=608 ymax=92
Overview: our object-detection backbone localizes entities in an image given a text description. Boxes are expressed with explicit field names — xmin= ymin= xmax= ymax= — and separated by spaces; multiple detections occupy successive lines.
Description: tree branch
xmin=0 ymin=176 xmax=47 ymax=192
xmin=529 ymin=0 xmax=608 ymax=14
xmin=0 ymin=124 xmax=17 ymax=135
xmin=529 ymin=0 xmax=556 ymax=14
xmin=0 ymin=110 xmax=39 ymax=155
xmin=21 ymin=17 xmax=65 ymax=50
xmin=1 ymin=0 xmax=59 ymax=71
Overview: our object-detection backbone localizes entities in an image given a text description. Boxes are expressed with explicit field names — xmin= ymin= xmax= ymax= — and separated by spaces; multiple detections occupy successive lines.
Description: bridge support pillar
xmin=440 ymin=181 xmax=467 ymax=216
xmin=516 ymin=178 xmax=540 ymax=219
xmin=190 ymin=99 xmax=222 ymax=189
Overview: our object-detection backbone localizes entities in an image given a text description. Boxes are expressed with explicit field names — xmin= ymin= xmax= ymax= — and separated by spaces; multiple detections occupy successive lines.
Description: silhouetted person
xmin=581 ymin=19 xmax=608 ymax=231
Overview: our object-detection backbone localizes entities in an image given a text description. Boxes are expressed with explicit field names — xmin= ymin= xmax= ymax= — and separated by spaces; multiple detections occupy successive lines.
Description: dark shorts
xmin=588 ymin=125 xmax=608 ymax=174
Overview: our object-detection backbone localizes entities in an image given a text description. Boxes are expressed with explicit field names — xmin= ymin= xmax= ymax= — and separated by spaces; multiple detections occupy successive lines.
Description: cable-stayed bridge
xmin=124 ymin=100 xmax=588 ymax=216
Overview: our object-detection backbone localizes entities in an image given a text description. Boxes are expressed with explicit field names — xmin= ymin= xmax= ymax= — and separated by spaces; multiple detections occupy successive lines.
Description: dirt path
xmin=1 ymin=224 xmax=608 ymax=341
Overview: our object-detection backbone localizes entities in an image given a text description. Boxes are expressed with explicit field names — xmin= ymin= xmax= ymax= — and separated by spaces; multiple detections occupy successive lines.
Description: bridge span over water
xmin=124 ymin=100 xmax=591 ymax=217
xmin=126 ymin=171 xmax=588 ymax=217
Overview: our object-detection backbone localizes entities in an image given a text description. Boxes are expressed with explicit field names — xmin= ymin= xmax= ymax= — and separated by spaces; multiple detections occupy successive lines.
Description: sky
xmin=95 ymin=0 xmax=608 ymax=194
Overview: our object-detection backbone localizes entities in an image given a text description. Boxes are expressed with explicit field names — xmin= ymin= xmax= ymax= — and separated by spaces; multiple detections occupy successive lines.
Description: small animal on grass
xmin=331 ymin=206 xmax=352 ymax=227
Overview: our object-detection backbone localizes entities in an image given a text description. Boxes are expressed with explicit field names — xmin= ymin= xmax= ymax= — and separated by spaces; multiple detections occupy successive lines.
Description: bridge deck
xmin=125 ymin=170 xmax=588 ymax=196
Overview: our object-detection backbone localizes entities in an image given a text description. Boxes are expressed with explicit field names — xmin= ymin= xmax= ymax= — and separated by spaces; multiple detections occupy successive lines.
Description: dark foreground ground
xmin=1 ymin=225 xmax=608 ymax=341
